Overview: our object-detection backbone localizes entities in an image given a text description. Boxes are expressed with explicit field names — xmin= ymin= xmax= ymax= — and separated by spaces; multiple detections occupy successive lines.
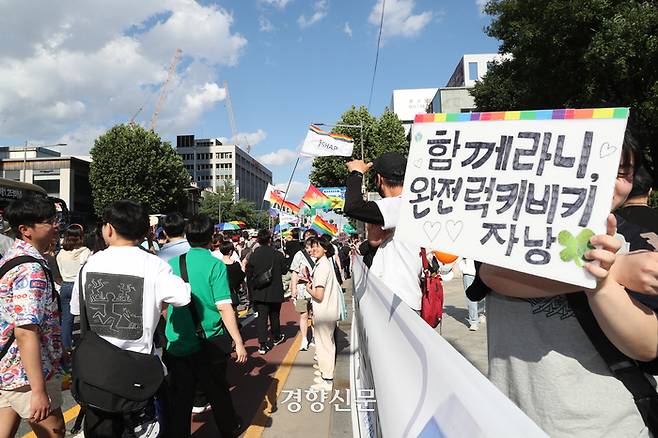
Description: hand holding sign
xmin=394 ymin=108 xmax=630 ymax=288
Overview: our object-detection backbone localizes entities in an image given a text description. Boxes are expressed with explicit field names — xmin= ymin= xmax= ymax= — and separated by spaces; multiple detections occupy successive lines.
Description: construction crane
xmin=223 ymin=80 xmax=251 ymax=154
xmin=149 ymin=48 xmax=182 ymax=131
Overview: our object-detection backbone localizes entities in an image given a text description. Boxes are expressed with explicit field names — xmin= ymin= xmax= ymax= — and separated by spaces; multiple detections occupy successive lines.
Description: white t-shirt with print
xmin=71 ymin=246 xmax=191 ymax=354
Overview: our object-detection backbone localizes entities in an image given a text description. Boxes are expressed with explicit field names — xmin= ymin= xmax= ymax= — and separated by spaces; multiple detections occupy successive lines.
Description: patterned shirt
xmin=0 ymin=240 xmax=62 ymax=390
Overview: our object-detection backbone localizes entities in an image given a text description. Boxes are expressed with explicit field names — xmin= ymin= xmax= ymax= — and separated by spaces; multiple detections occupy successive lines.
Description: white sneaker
xmin=310 ymin=379 xmax=333 ymax=392
xmin=309 ymin=338 xmax=315 ymax=347
xmin=469 ymin=322 xmax=479 ymax=331
xmin=300 ymin=339 xmax=309 ymax=351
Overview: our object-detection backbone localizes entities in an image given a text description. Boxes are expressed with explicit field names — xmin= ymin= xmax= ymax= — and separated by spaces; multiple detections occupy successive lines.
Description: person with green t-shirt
xmin=164 ymin=214 xmax=247 ymax=438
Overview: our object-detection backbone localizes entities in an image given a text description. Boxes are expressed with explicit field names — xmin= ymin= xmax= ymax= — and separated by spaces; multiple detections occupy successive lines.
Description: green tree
xmin=199 ymin=181 xmax=268 ymax=228
xmin=199 ymin=181 xmax=235 ymax=223
xmin=472 ymin=0 xmax=658 ymax=182
xmin=89 ymin=124 xmax=190 ymax=216
xmin=309 ymin=106 xmax=409 ymax=190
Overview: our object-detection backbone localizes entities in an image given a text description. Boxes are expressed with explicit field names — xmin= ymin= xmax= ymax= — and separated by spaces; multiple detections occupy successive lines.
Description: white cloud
xmin=259 ymin=16 xmax=275 ymax=32
xmin=56 ymin=125 xmax=107 ymax=155
xmin=261 ymin=0 xmax=293 ymax=9
xmin=258 ymin=148 xmax=299 ymax=166
xmin=476 ymin=0 xmax=488 ymax=13
xmin=182 ymin=82 xmax=226 ymax=120
xmin=274 ymin=180 xmax=308 ymax=202
xmin=343 ymin=22 xmax=353 ymax=38
xmin=368 ymin=0 xmax=433 ymax=40
xmin=298 ymin=0 xmax=328 ymax=29
xmin=219 ymin=129 xmax=268 ymax=148
xmin=0 ymin=0 xmax=247 ymax=152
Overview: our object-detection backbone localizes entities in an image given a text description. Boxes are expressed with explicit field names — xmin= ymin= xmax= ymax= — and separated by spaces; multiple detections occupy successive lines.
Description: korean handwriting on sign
xmin=410 ymin=129 xmax=598 ymax=266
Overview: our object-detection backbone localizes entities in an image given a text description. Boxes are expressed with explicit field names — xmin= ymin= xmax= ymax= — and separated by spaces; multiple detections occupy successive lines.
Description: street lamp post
xmin=22 ymin=141 xmax=67 ymax=182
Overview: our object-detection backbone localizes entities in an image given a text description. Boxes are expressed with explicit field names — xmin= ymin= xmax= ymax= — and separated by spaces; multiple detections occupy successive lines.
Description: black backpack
xmin=71 ymin=267 xmax=164 ymax=416
xmin=0 ymin=255 xmax=59 ymax=361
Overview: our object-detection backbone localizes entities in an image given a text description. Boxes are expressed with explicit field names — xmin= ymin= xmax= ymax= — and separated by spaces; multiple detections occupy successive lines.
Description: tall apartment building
xmin=176 ymin=135 xmax=273 ymax=207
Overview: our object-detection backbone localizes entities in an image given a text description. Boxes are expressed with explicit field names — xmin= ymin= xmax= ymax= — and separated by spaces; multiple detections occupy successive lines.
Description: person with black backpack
xmin=70 ymin=200 xmax=191 ymax=438
xmin=164 ymin=214 xmax=247 ymax=438
xmin=0 ymin=195 xmax=65 ymax=438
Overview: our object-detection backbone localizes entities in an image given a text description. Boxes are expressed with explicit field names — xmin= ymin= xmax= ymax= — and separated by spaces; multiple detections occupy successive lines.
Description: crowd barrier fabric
xmin=350 ymin=256 xmax=548 ymax=438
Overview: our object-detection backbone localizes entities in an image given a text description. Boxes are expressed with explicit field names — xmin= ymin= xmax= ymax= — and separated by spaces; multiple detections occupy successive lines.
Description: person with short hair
xmin=165 ymin=214 xmax=247 ymax=438
xmin=246 ymin=229 xmax=287 ymax=354
xmin=344 ymin=152 xmax=423 ymax=312
xmin=56 ymin=226 xmax=91 ymax=350
xmin=157 ymin=212 xmax=190 ymax=262
xmin=0 ymin=195 xmax=65 ymax=438
xmin=305 ymin=237 xmax=341 ymax=392
xmin=71 ymin=200 xmax=191 ymax=437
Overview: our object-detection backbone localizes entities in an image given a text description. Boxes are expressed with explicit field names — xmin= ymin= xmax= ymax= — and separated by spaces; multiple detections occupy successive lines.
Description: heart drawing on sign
xmin=446 ymin=220 xmax=464 ymax=242
xmin=599 ymin=142 xmax=617 ymax=159
xmin=413 ymin=158 xmax=423 ymax=168
xmin=423 ymin=221 xmax=442 ymax=242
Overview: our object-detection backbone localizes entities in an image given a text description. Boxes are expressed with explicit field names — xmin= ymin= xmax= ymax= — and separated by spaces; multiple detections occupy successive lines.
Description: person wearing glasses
xmin=0 ymin=195 xmax=65 ymax=438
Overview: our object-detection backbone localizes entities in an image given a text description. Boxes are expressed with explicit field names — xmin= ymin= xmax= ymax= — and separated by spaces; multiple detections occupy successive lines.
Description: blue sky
xmin=0 ymin=0 xmax=499 ymax=202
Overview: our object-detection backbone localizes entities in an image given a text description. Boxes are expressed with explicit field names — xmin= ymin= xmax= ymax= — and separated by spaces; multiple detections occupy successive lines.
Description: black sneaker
xmin=272 ymin=334 xmax=285 ymax=346
xmin=258 ymin=344 xmax=270 ymax=355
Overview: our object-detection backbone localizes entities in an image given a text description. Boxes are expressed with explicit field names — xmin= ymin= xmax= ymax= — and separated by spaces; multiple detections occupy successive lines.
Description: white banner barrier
xmin=350 ymin=256 xmax=547 ymax=438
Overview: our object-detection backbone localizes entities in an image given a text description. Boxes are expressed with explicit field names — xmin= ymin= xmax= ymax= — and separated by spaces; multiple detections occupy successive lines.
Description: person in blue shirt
xmin=157 ymin=213 xmax=191 ymax=262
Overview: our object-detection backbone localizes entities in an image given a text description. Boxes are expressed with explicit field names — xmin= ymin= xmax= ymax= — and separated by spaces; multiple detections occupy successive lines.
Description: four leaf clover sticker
xmin=558 ymin=229 xmax=595 ymax=268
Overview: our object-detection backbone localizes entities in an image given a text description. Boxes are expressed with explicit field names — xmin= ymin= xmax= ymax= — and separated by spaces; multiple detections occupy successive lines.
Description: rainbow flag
xmin=282 ymin=199 xmax=300 ymax=214
xmin=311 ymin=215 xmax=338 ymax=236
xmin=300 ymin=125 xmax=355 ymax=157
xmin=268 ymin=185 xmax=300 ymax=214
xmin=301 ymin=184 xmax=332 ymax=211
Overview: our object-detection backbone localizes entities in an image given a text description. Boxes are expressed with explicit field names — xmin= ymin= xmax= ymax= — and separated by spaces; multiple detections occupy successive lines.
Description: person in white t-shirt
xmin=343 ymin=152 xmax=423 ymax=312
xmin=71 ymin=200 xmax=191 ymax=437
xmin=290 ymin=229 xmax=318 ymax=351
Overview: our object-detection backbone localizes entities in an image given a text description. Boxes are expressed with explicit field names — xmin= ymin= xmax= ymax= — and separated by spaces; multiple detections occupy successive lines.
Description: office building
xmin=176 ymin=135 xmax=273 ymax=207
xmin=429 ymin=53 xmax=511 ymax=114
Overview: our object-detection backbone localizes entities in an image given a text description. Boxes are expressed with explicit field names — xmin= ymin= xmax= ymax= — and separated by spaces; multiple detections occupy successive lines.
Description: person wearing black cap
xmin=343 ymin=153 xmax=423 ymax=313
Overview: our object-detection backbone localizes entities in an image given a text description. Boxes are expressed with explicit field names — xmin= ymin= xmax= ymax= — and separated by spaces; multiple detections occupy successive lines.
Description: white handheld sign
xmin=394 ymin=108 xmax=629 ymax=288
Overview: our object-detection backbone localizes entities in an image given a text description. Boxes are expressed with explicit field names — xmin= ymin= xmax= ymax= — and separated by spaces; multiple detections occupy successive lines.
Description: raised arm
xmin=343 ymin=163 xmax=385 ymax=225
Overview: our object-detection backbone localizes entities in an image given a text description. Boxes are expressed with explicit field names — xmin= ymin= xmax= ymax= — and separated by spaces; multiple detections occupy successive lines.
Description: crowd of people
xmin=0 ymin=126 xmax=657 ymax=438
xmin=0 ymin=191 xmax=355 ymax=437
